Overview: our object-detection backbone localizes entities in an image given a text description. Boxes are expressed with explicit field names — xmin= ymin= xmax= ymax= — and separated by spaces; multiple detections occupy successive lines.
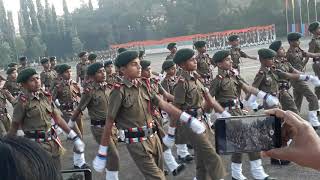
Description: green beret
xmin=87 ymin=62 xmax=104 ymax=76
xmin=115 ymin=50 xmax=139 ymax=67
xmin=228 ymin=35 xmax=240 ymax=42
xmin=117 ymin=48 xmax=127 ymax=54
xmin=140 ymin=60 xmax=151 ymax=70
xmin=258 ymin=48 xmax=276 ymax=60
xmin=162 ymin=60 xmax=175 ymax=71
xmin=49 ymin=56 xmax=56 ymax=61
xmin=194 ymin=41 xmax=206 ymax=48
xmin=17 ymin=68 xmax=37 ymax=83
xmin=19 ymin=56 xmax=27 ymax=61
xmin=40 ymin=58 xmax=49 ymax=64
xmin=57 ymin=64 xmax=71 ymax=74
xmin=213 ymin=50 xmax=230 ymax=63
xmin=167 ymin=42 xmax=177 ymax=50
xmin=88 ymin=53 xmax=97 ymax=61
xmin=308 ymin=21 xmax=320 ymax=32
xmin=104 ymin=60 xmax=113 ymax=66
xmin=78 ymin=51 xmax=87 ymax=58
xmin=139 ymin=50 xmax=145 ymax=58
xmin=8 ymin=62 xmax=18 ymax=68
xmin=6 ymin=67 xmax=17 ymax=75
xmin=53 ymin=64 xmax=61 ymax=71
xmin=269 ymin=41 xmax=282 ymax=52
xmin=173 ymin=48 xmax=195 ymax=64
xmin=287 ymin=32 xmax=302 ymax=41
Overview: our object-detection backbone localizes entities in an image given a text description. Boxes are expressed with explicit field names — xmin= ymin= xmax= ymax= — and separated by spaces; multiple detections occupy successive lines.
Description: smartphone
xmin=214 ymin=115 xmax=282 ymax=155
xmin=61 ymin=169 xmax=92 ymax=180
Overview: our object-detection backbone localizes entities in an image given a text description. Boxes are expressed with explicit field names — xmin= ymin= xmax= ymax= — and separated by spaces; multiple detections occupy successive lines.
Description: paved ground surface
xmin=2 ymin=38 xmax=320 ymax=180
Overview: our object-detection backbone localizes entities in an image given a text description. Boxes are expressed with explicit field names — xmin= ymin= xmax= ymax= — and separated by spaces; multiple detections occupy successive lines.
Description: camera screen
xmin=61 ymin=170 xmax=90 ymax=180
xmin=223 ymin=115 xmax=277 ymax=153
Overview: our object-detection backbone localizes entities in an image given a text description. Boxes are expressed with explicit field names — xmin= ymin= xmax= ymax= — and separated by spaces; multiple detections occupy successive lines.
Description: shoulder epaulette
xmin=19 ymin=94 xmax=28 ymax=102
xmin=217 ymin=75 xmax=223 ymax=79
xmin=258 ymin=70 xmax=264 ymax=75
xmin=113 ymin=83 xmax=123 ymax=89
xmin=177 ymin=76 xmax=185 ymax=83
xmin=43 ymin=91 xmax=51 ymax=97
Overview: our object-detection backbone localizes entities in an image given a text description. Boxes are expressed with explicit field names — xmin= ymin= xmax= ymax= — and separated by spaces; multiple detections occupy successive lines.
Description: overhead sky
xmin=3 ymin=0 xmax=98 ymax=29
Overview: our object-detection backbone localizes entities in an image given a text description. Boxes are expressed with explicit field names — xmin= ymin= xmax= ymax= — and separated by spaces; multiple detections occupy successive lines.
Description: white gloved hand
xmin=68 ymin=120 xmax=76 ymax=129
xmin=68 ymin=130 xmax=85 ymax=153
xmin=54 ymin=99 xmax=61 ymax=107
xmin=189 ymin=117 xmax=206 ymax=134
xmin=220 ymin=111 xmax=231 ymax=118
xmin=162 ymin=134 xmax=175 ymax=148
xmin=309 ymin=76 xmax=320 ymax=87
xmin=250 ymin=100 xmax=260 ymax=110
xmin=93 ymin=145 xmax=108 ymax=173
xmin=247 ymin=94 xmax=257 ymax=104
xmin=265 ymin=94 xmax=280 ymax=107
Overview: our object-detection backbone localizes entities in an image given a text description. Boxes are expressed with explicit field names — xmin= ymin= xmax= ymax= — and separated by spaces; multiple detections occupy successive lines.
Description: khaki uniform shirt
xmin=173 ymin=70 xmax=205 ymax=110
xmin=77 ymin=81 xmax=111 ymax=121
xmin=274 ymin=57 xmax=296 ymax=83
xmin=308 ymin=36 xmax=320 ymax=54
xmin=40 ymin=70 xmax=57 ymax=88
xmin=52 ymin=79 xmax=81 ymax=109
xmin=3 ymin=79 xmax=20 ymax=96
xmin=161 ymin=76 xmax=176 ymax=95
xmin=12 ymin=90 xmax=60 ymax=132
xmin=230 ymin=46 xmax=248 ymax=69
xmin=209 ymin=69 xmax=245 ymax=103
xmin=252 ymin=66 xmax=281 ymax=95
xmin=107 ymin=79 xmax=159 ymax=129
xmin=165 ymin=53 xmax=175 ymax=61
xmin=195 ymin=53 xmax=212 ymax=78
xmin=76 ymin=62 xmax=88 ymax=80
xmin=106 ymin=73 xmax=118 ymax=85
xmin=286 ymin=47 xmax=307 ymax=72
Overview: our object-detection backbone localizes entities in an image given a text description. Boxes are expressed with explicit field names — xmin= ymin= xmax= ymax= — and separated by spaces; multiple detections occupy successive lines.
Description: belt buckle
xmin=144 ymin=128 xmax=152 ymax=137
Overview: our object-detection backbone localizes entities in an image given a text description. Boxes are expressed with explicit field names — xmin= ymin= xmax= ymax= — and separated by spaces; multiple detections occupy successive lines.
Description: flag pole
xmin=286 ymin=0 xmax=289 ymax=33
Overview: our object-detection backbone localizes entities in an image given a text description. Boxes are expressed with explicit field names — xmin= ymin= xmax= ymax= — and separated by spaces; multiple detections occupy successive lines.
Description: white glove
xmin=162 ymin=134 xmax=175 ymax=148
xmin=68 ymin=120 xmax=76 ymax=129
xmin=257 ymin=91 xmax=279 ymax=107
xmin=68 ymin=130 xmax=85 ymax=153
xmin=250 ymin=100 xmax=260 ymax=110
xmin=220 ymin=111 xmax=231 ymax=118
xmin=93 ymin=145 xmax=108 ymax=173
xmin=180 ymin=112 xmax=206 ymax=134
xmin=54 ymin=99 xmax=61 ymax=107
xmin=299 ymin=74 xmax=309 ymax=81
xmin=310 ymin=76 xmax=320 ymax=87
xmin=247 ymin=94 xmax=257 ymax=104
xmin=16 ymin=130 xmax=25 ymax=136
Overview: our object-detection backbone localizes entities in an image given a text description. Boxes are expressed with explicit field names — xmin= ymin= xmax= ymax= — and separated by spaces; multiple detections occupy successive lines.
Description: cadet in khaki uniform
xmin=50 ymin=56 xmax=58 ymax=71
xmin=3 ymin=68 xmax=20 ymax=97
xmin=76 ymin=51 xmax=89 ymax=85
xmin=8 ymin=62 xmax=18 ymax=69
xmin=8 ymin=68 xmax=85 ymax=171
xmin=51 ymin=64 xmax=89 ymax=169
xmin=69 ymin=62 xmax=120 ymax=179
xmin=17 ymin=56 xmax=28 ymax=73
xmin=210 ymin=50 xmax=277 ymax=180
xmin=166 ymin=42 xmax=177 ymax=60
xmin=171 ymin=48 xmax=226 ymax=180
xmin=40 ymin=58 xmax=57 ymax=92
xmin=140 ymin=60 xmax=185 ymax=176
xmin=0 ymin=75 xmax=15 ymax=136
xmin=286 ymin=32 xmax=320 ymax=128
xmin=161 ymin=61 xmax=177 ymax=95
xmin=194 ymin=41 xmax=214 ymax=87
xmin=88 ymin=53 xmax=97 ymax=64
xmin=308 ymin=22 xmax=320 ymax=100
xmin=228 ymin=35 xmax=257 ymax=73
xmin=269 ymin=41 xmax=299 ymax=114
xmin=104 ymin=60 xmax=118 ymax=85
xmin=93 ymin=50 xmax=205 ymax=180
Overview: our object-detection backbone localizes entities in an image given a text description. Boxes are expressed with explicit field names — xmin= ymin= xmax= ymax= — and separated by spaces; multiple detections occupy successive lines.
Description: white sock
xmin=231 ymin=162 xmax=247 ymax=180
xmin=106 ymin=169 xmax=119 ymax=180
xmin=176 ymin=144 xmax=190 ymax=158
xmin=73 ymin=152 xmax=86 ymax=167
xmin=250 ymin=159 xmax=268 ymax=179
xmin=163 ymin=149 xmax=179 ymax=172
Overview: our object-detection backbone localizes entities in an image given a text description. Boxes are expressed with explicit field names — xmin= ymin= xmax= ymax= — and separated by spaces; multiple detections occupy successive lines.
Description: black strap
xmin=91 ymin=120 xmax=105 ymax=126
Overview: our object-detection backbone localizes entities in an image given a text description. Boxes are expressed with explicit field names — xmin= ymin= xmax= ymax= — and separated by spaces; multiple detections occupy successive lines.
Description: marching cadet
xmin=228 ymin=35 xmax=257 ymax=73
xmin=50 ymin=56 xmax=58 ymax=71
xmin=69 ymin=62 xmax=120 ymax=179
xmin=51 ymin=64 xmax=89 ymax=169
xmin=40 ymin=57 xmax=57 ymax=92
xmin=161 ymin=60 xmax=177 ymax=95
xmin=139 ymin=50 xmax=146 ymax=60
xmin=93 ymin=50 xmax=205 ymax=180
xmin=0 ymin=75 xmax=15 ymax=136
xmin=88 ymin=53 xmax=97 ymax=64
xmin=194 ymin=40 xmax=214 ymax=87
xmin=8 ymin=62 xmax=18 ymax=69
xmin=170 ymin=48 xmax=227 ymax=180
xmin=286 ymin=32 xmax=320 ymax=129
xmin=3 ymin=67 xmax=20 ymax=97
xmin=140 ymin=60 xmax=186 ymax=176
xmin=308 ymin=22 xmax=320 ymax=102
xmin=76 ymin=51 xmax=89 ymax=85
xmin=210 ymin=50 xmax=278 ymax=180
xmin=166 ymin=42 xmax=177 ymax=60
xmin=104 ymin=60 xmax=118 ymax=85
xmin=17 ymin=56 xmax=28 ymax=73
xmin=8 ymin=68 xmax=85 ymax=171
xmin=269 ymin=41 xmax=299 ymax=114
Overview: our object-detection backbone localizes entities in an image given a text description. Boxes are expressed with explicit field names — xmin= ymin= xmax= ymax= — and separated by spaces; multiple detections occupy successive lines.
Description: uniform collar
xmin=24 ymin=90 xmax=44 ymax=100
xmin=93 ymin=81 xmax=106 ymax=89
xmin=180 ymin=70 xmax=196 ymax=81
xmin=122 ymin=78 xmax=140 ymax=88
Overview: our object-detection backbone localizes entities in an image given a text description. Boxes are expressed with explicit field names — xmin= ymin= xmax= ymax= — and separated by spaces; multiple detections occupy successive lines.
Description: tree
xmin=72 ymin=36 xmax=83 ymax=54
xmin=88 ymin=0 xmax=93 ymax=11
xmin=0 ymin=42 xmax=13 ymax=66
xmin=29 ymin=37 xmax=46 ymax=59
xmin=15 ymin=37 xmax=27 ymax=55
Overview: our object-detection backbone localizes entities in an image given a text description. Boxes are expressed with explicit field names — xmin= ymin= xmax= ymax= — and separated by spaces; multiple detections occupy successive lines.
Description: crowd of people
xmin=0 ymin=22 xmax=320 ymax=180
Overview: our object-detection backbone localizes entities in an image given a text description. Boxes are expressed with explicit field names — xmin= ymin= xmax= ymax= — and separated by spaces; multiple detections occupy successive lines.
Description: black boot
xmin=172 ymin=163 xmax=186 ymax=176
